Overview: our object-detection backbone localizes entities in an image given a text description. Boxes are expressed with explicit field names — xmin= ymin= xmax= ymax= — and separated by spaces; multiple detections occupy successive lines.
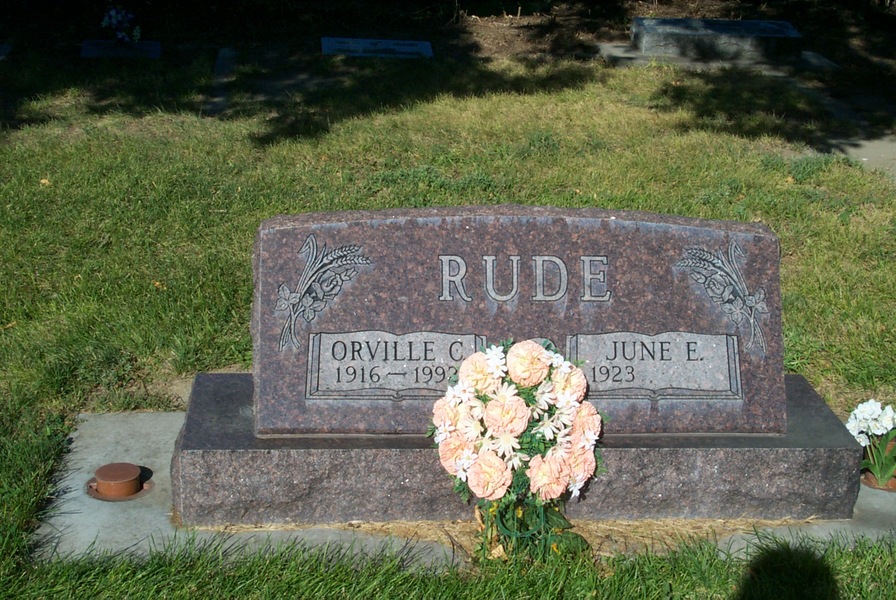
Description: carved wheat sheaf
xmin=275 ymin=234 xmax=371 ymax=351
xmin=676 ymin=240 xmax=769 ymax=355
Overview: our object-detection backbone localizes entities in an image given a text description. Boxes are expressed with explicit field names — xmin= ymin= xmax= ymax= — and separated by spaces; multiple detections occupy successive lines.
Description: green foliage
xmin=862 ymin=428 xmax=896 ymax=485
xmin=476 ymin=497 xmax=591 ymax=562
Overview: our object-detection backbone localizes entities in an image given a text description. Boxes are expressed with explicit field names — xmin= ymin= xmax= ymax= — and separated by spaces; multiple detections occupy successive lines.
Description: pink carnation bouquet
xmin=429 ymin=339 xmax=603 ymax=560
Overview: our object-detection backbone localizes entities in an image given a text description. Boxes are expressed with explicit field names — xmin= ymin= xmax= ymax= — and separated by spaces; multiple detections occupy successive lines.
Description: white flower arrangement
xmin=846 ymin=399 xmax=896 ymax=486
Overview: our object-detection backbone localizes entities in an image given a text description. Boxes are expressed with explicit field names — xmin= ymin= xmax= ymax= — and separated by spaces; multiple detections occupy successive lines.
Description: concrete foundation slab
xmin=172 ymin=374 xmax=861 ymax=526
xmin=719 ymin=484 xmax=896 ymax=557
xmin=34 ymin=411 xmax=459 ymax=568
xmin=843 ymin=135 xmax=896 ymax=180
xmin=38 ymin=412 xmax=184 ymax=556
xmin=35 ymin=402 xmax=887 ymax=563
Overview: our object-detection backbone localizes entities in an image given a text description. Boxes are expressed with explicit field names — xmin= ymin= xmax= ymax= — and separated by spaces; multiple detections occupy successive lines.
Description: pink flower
xmin=458 ymin=352 xmax=501 ymax=394
xmin=526 ymin=452 xmax=571 ymax=501
xmin=467 ymin=449 xmax=512 ymax=501
xmin=432 ymin=396 xmax=461 ymax=429
xmin=553 ymin=365 xmax=588 ymax=402
xmin=438 ymin=433 xmax=475 ymax=476
xmin=483 ymin=390 xmax=530 ymax=437
xmin=571 ymin=401 xmax=602 ymax=440
xmin=506 ymin=340 xmax=551 ymax=387
xmin=567 ymin=445 xmax=597 ymax=482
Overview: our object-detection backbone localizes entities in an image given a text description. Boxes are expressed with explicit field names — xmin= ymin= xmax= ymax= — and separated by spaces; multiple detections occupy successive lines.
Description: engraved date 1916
xmin=334 ymin=365 xmax=457 ymax=385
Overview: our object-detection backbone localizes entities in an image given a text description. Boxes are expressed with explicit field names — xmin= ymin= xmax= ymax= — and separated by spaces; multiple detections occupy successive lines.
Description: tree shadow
xmin=646 ymin=0 xmax=896 ymax=154
xmin=0 ymin=45 xmax=217 ymax=131
xmin=2 ymin=0 xmax=894 ymax=150
xmin=221 ymin=42 xmax=604 ymax=146
xmin=649 ymin=68 xmax=859 ymax=152
xmin=732 ymin=539 xmax=840 ymax=600
xmin=0 ymin=0 xmax=615 ymax=146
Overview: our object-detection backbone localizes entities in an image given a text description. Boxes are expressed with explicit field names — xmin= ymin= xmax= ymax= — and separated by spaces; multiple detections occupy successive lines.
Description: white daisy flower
xmin=555 ymin=390 xmax=579 ymax=411
xmin=505 ymin=451 xmax=530 ymax=471
xmin=535 ymin=415 xmax=561 ymax=441
xmin=552 ymin=433 xmax=573 ymax=458
xmin=554 ymin=405 xmax=577 ymax=427
xmin=457 ymin=415 xmax=483 ymax=442
xmin=484 ymin=344 xmax=508 ymax=378
xmin=456 ymin=447 xmax=478 ymax=472
xmin=464 ymin=397 xmax=486 ymax=421
xmin=490 ymin=381 xmax=519 ymax=403
xmin=549 ymin=352 xmax=566 ymax=369
xmin=433 ymin=423 xmax=455 ymax=444
xmin=567 ymin=474 xmax=588 ymax=499
xmin=578 ymin=430 xmax=600 ymax=451
xmin=446 ymin=382 xmax=475 ymax=406
xmin=555 ymin=360 xmax=574 ymax=375
xmin=491 ymin=432 xmax=521 ymax=458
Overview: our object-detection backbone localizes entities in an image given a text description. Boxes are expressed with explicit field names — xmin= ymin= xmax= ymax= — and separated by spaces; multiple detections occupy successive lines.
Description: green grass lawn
xmin=1 ymin=42 xmax=895 ymax=596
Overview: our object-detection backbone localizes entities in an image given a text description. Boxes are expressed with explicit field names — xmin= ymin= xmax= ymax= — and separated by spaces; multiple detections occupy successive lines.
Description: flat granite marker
xmin=321 ymin=38 xmax=433 ymax=59
xmin=173 ymin=205 xmax=860 ymax=526
xmin=81 ymin=40 xmax=162 ymax=59
xmin=253 ymin=206 xmax=783 ymax=435
xmin=631 ymin=18 xmax=802 ymax=61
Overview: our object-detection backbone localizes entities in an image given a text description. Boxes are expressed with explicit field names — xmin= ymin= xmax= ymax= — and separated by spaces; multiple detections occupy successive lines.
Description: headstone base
xmin=171 ymin=374 xmax=860 ymax=527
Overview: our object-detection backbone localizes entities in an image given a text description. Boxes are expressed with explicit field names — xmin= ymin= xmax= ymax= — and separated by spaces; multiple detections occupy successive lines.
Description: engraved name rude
xmin=438 ymin=254 xmax=612 ymax=302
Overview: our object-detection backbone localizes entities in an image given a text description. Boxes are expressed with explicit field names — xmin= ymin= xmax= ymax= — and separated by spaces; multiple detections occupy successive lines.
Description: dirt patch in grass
xmin=143 ymin=364 xmax=249 ymax=410
xmin=449 ymin=0 xmax=896 ymax=123
xmin=335 ymin=516 xmax=810 ymax=558
xmin=214 ymin=515 xmax=811 ymax=560
xmin=451 ymin=0 xmax=746 ymax=61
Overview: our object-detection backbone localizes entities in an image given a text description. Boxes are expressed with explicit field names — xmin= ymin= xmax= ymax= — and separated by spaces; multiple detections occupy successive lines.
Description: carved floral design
xmin=676 ymin=240 xmax=768 ymax=354
xmin=276 ymin=234 xmax=371 ymax=351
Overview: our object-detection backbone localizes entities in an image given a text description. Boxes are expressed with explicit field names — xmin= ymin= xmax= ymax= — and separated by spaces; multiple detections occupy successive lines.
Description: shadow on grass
xmin=0 ymin=46 xmax=217 ymax=128
xmin=0 ymin=1 xmax=616 ymax=147
xmin=224 ymin=45 xmax=604 ymax=146
xmin=649 ymin=68 xmax=846 ymax=150
xmin=733 ymin=541 xmax=840 ymax=600
xmin=649 ymin=64 xmax=896 ymax=154
xmin=645 ymin=0 xmax=896 ymax=154
xmin=1 ymin=0 xmax=894 ymax=150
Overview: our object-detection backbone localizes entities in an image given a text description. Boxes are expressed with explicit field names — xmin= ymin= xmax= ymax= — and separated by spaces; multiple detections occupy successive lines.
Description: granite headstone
xmin=321 ymin=37 xmax=433 ymax=59
xmin=172 ymin=205 xmax=861 ymax=526
xmin=252 ymin=205 xmax=784 ymax=436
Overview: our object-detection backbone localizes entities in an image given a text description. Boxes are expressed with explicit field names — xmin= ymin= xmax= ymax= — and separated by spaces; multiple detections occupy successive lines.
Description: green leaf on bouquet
xmin=543 ymin=505 xmax=573 ymax=531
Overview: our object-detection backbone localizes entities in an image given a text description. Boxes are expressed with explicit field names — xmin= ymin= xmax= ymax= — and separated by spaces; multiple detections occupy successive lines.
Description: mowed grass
xmin=1 ymin=45 xmax=895 ymax=594
xmin=8 ymin=535 xmax=896 ymax=599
